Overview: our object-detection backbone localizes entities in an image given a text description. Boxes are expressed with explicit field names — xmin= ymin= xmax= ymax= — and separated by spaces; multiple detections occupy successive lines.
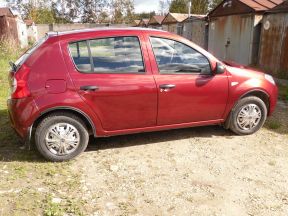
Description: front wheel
xmin=229 ymin=96 xmax=267 ymax=135
xmin=35 ymin=113 xmax=89 ymax=162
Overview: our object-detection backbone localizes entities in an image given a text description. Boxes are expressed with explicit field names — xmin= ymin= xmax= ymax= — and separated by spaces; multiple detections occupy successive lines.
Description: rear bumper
xmin=7 ymin=97 xmax=39 ymax=139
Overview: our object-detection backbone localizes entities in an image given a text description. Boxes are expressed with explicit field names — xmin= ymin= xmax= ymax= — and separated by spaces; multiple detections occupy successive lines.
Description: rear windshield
xmin=14 ymin=35 xmax=48 ymax=70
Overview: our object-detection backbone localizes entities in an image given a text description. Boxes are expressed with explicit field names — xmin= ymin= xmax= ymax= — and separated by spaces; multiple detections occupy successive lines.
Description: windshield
xmin=14 ymin=35 xmax=48 ymax=70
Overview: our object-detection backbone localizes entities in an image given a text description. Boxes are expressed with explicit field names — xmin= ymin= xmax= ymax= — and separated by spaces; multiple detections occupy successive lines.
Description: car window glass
xmin=69 ymin=41 xmax=91 ymax=72
xmin=89 ymin=36 xmax=145 ymax=73
xmin=150 ymin=37 xmax=211 ymax=74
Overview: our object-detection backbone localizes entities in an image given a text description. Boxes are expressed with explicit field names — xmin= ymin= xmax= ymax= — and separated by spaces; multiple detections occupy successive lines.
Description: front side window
xmin=69 ymin=36 xmax=145 ymax=73
xmin=150 ymin=37 xmax=211 ymax=74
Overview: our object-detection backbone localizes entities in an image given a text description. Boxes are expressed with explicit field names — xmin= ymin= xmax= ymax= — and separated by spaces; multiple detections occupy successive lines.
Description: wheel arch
xmin=239 ymin=89 xmax=270 ymax=112
xmin=33 ymin=106 xmax=97 ymax=137
xmin=224 ymin=89 xmax=270 ymax=129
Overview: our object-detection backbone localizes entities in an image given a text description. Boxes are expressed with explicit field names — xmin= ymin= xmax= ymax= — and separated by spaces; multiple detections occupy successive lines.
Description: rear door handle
xmin=80 ymin=85 xmax=99 ymax=91
xmin=159 ymin=84 xmax=176 ymax=89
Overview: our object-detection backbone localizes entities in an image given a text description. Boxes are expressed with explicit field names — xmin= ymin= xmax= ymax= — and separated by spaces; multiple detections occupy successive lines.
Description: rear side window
xmin=69 ymin=36 xmax=145 ymax=73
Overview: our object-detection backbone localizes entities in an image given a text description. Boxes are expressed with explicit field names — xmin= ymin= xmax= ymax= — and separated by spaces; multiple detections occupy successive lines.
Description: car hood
xmin=223 ymin=60 xmax=264 ymax=80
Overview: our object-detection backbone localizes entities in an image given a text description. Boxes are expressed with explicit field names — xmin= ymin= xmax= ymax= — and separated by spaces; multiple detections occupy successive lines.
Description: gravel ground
xmin=71 ymin=101 xmax=288 ymax=216
xmin=0 ymin=101 xmax=287 ymax=215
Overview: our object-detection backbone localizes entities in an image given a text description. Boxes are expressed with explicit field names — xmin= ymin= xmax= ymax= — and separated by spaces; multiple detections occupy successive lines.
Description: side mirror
xmin=213 ymin=62 xmax=225 ymax=75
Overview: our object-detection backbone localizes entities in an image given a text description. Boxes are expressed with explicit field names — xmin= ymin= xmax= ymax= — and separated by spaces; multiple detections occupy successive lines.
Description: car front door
xmin=64 ymin=33 xmax=157 ymax=131
xmin=147 ymin=36 xmax=229 ymax=125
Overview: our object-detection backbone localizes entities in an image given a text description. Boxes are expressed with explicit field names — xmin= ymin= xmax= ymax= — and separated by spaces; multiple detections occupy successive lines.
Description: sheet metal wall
xmin=0 ymin=16 xmax=18 ymax=42
xmin=183 ymin=19 xmax=207 ymax=49
xmin=208 ymin=14 xmax=256 ymax=65
xmin=259 ymin=13 xmax=288 ymax=78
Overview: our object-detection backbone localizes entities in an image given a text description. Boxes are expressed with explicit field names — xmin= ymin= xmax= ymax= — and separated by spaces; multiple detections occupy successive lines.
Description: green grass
xmin=266 ymin=120 xmax=282 ymax=130
xmin=0 ymin=41 xmax=85 ymax=216
xmin=278 ymin=84 xmax=288 ymax=101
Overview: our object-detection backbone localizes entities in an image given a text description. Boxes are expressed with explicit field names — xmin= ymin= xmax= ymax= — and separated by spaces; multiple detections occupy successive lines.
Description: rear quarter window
xmin=69 ymin=41 xmax=91 ymax=72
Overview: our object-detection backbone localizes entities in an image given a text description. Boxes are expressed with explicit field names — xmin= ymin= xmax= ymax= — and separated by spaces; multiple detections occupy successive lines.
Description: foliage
xmin=278 ymin=84 xmax=288 ymax=101
xmin=134 ymin=11 xmax=156 ymax=20
xmin=159 ymin=0 xmax=171 ymax=15
xmin=169 ymin=0 xmax=188 ymax=13
xmin=191 ymin=0 xmax=209 ymax=14
xmin=209 ymin=0 xmax=223 ymax=10
xmin=6 ymin=0 xmax=135 ymax=24
xmin=29 ymin=8 xmax=56 ymax=24
xmin=111 ymin=0 xmax=135 ymax=24
xmin=169 ymin=0 xmax=209 ymax=14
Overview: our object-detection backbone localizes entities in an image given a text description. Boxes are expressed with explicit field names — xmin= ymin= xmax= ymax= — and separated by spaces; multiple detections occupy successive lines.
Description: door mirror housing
xmin=213 ymin=62 xmax=225 ymax=75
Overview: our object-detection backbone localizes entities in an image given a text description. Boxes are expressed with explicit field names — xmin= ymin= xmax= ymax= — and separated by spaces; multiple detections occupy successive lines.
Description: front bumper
xmin=268 ymin=85 xmax=278 ymax=116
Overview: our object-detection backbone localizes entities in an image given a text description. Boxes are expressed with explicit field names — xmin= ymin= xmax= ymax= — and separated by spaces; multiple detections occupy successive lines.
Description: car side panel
xmin=25 ymin=36 xmax=104 ymax=136
xmin=222 ymin=66 xmax=278 ymax=119
xmin=61 ymin=32 xmax=158 ymax=131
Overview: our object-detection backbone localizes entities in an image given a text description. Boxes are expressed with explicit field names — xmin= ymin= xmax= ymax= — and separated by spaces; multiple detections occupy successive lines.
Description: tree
xmin=159 ymin=0 xmax=171 ymax=15
xmin=134 ymin=11 xmax=155 ymax=20
xmin=169 ymin=0 xmax=210 ymax=14
xmin=209 ymin=0 xmax=222 ymax=11
xmin=169 ymin=0 xmax=188 ymax=13
xmin=190 ymin=0 xmax=209 ymax=14
xmin=52 ymin=0 xmax=82 ymax=23
xmin=111 ymin=0 xmax=134 ymax=24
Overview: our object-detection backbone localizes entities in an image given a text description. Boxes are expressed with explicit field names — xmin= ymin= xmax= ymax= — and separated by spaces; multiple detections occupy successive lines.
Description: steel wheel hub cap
xmin=45 ymin=123 xmax=80 ymax=156
xmin=236 ymin=104 xmax=262 ymax=131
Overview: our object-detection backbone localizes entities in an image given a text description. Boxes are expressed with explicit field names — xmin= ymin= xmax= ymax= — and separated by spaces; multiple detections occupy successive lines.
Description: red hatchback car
xmin=8 ymin=28 xmax=278 ymax=161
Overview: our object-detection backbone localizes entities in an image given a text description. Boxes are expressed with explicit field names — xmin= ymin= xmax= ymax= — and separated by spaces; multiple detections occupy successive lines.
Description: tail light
xmin=10 ymin=64 xmax=31 ymax=99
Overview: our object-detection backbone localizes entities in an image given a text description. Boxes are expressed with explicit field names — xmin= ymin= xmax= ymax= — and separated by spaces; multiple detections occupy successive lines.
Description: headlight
xmin=264 ymin=74 xmax=275 ymax=85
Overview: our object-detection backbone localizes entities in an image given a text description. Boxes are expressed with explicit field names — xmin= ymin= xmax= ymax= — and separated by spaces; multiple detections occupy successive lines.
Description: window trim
xmin=68 ymin=36 xmax=147 ymax=74
xmin=149 ymin=36 xmax=212 ymax=75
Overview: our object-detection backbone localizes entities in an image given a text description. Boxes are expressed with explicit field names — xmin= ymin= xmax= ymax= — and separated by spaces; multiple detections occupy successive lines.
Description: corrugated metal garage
xmin=258 ymin=1 xmax=288 ymax=79
xmin=182 ymin=15 xmax=207 ymax=49
xmin=208 ymin=0 xmax=283 ymax=66
xmin=148 ymin=15 xmax=165 ymax=29
xmin=162 ymin=13 xmax=189 ymax=35
xmin=0 ymin=7 xmax=28 ymax=48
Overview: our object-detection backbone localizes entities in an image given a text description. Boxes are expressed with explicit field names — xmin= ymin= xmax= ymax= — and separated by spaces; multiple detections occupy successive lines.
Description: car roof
xmin=54 ymin=27 xmax=166 ymax=37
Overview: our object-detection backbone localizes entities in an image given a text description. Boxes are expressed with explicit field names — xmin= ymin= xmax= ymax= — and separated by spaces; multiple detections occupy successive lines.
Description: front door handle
xmin=159 ymin=84 xmax=176 ymax=90
xmin=80 ymin=85 xmax=99 ymax=91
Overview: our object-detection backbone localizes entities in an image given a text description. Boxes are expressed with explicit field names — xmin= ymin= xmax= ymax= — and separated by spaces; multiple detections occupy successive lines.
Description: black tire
xmin=229 ymin=96 xmax=267 ymax=135
xmin=35 ymin=112 xmax=89 ymax=162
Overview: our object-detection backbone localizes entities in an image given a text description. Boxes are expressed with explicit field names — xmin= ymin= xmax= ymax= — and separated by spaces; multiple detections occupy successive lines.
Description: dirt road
xmin=0 ymin=101 xmax=287 ymax=215
xmin=72 ymin=101 xmax=288 ymax=215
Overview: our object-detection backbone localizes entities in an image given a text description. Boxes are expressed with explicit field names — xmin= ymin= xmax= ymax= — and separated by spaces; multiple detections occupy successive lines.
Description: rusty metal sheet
xmin=268 ymin=0 xmax=288 ymax=13
xmin=0 ymin=16 xmax=18 ymax=43
xmin=240 ymin=0 xmax=269 ymax=11
xmin=148 ymin=16 xmax=165 ymax=25
xmin=183 ymin=19 xmax=207 ymax=48
xmin=259 ymin=13 xmax=288 ymax=78
xmin=209 ymin=0 xmax=283 ymax=17
xmin=162 ymin=13 xmax=189 ymax=24
xmin=254 ymin=0 xmax=277 ymax=8
xmin=208 ymin=14 xmax=255 ymax=65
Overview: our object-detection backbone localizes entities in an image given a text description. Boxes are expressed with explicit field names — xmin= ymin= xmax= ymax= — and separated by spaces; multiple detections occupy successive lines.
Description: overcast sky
xmin=134 ymin=0 xmax=160 ymax=13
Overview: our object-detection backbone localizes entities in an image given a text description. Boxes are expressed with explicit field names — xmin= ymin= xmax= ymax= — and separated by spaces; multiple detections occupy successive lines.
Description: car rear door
xmin=63 ymin=32 xmax=157 ymax=131
xmin=146 ymin=35 xmax=229 ymax=125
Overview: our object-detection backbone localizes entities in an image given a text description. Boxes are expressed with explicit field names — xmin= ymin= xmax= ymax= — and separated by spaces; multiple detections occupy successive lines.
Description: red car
xmin=8 ymin=28 xmax=278 ymax=161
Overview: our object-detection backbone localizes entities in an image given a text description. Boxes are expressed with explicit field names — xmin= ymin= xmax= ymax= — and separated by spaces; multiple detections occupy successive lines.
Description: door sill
xmin=98 ymin=119 xmax=224 ymax=137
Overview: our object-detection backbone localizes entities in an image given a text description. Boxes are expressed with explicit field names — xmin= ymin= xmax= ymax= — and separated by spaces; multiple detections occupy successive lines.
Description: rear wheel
xmin=229 ymin=96 xmax=267 ymax=135
xmin=35 ymin=113 xmax=89 ymax=162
